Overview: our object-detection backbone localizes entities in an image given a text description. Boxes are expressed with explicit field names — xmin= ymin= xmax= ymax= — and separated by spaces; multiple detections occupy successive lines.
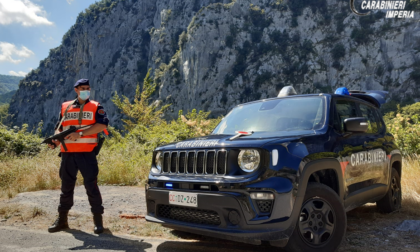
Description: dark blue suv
xmin=145 ymin=87 xmax=402 ymax=252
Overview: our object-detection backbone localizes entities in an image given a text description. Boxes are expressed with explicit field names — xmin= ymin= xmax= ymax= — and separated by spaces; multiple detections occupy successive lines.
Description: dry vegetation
xmin=400 ymin=156 xmax=420 ymax=216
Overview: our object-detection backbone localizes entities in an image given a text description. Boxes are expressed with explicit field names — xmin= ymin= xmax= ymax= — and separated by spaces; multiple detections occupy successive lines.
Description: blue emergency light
xmin=165 ymin=183 xmax=173 ymax=188
xmin=335 ymin=87 xmax=350 ymax=95
xmin=334 ymin=87 xmax=388 ymax=108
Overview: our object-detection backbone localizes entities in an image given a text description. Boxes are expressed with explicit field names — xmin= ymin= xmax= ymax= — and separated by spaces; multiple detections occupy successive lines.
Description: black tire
xmin=285 ymin=183 xmax=346 ymax=252
xmin=376 ymin=168 xmax=402 ymax=213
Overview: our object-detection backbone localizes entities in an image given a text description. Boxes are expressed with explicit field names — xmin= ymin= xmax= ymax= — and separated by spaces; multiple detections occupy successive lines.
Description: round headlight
xmin=152 ymin=151 xmax=162 ymax=174
xmin=238 ymin=149 xmax=260 ymax=172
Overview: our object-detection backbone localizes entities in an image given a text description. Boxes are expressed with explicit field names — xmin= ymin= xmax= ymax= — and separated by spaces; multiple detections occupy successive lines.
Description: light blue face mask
xmin=79 ymin=90 xmax=90 ymax=100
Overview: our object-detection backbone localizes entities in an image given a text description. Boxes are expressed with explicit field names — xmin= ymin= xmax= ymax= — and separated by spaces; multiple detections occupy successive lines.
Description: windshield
xmin=212 ymin=96 xmax=326 ymax=135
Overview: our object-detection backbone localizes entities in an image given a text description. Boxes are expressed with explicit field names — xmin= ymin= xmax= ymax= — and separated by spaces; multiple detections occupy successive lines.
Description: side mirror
xmin=344 ymin=117 xmax=368 ymax=133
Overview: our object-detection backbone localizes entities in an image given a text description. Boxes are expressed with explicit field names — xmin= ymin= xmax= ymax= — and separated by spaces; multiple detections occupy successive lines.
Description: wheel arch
xmin=390 ymin=154 xmax=402 ymax=178
xmin=296 ymin=159 xmax=345 ymax=202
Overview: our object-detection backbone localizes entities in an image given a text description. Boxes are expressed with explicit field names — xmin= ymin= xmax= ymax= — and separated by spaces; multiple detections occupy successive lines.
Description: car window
xmin=335 ymin=100 xmax=357 ymax=133
xmin=374 ymin=109 xmax=384 ymax=132
xmin=212 ymin=97 xmax=326 ymax=135
xmin=359 ymin=103 xmax=379 ymax=134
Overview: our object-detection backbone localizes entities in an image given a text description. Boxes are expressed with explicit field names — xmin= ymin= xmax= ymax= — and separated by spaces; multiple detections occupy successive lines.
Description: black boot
xmin=93 ymin=214 xmax=104 ymax=234
xmin=48 ymin=211 xmax=69 ymax=233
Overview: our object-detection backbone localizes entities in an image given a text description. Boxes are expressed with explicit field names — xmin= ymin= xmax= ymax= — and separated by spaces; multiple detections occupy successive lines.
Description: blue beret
xmin=74 ymin=79 xmax=90 ymax=87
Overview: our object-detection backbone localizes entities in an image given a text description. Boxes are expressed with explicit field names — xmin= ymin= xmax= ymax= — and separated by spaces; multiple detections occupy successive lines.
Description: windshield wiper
xmin=229 ymin=131 xmax=254 ymax=141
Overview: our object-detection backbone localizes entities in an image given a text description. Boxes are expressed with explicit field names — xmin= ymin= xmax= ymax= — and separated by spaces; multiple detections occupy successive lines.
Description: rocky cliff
xmin=8 ymin=0 xmax=420 ymax=133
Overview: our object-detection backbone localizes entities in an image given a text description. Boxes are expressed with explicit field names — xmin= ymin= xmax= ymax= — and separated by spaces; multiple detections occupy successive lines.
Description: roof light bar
xmin=278 ymin=86 xmax=297 ymax=97
xmin=335 ymin=87 xmax=350 ymax=95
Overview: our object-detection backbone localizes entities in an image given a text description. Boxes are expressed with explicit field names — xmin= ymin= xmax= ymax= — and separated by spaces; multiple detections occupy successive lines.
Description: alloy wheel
xmin=298 ymin=198 xmax=336 ymax=247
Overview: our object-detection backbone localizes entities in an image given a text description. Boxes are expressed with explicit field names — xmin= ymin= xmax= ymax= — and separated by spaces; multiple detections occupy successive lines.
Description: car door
xmin=332 ymin=99 xmax=366 ymax=199
xmin=357 ymin=102 xmax=389 ymax=188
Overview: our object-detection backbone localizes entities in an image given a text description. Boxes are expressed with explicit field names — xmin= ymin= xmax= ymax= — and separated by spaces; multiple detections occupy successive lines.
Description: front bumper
xmin=145 ymin=188 xmax=300 ymax=247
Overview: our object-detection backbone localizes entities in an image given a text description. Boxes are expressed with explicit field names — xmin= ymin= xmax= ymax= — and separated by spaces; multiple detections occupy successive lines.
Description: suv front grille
xmin=157 ymin=204 xmax=221 ymax=226
xmin=161 ymin=150 xmax=227 ymax=175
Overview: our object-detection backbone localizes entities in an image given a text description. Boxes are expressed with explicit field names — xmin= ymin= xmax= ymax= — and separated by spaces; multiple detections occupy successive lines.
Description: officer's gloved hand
xmin=48 ymin=140 xmax=61 ymax=149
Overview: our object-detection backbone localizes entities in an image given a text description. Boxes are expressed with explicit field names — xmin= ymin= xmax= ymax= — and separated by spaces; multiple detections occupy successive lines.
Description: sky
xmin=0 ymin=0 xmax=99 ymax=77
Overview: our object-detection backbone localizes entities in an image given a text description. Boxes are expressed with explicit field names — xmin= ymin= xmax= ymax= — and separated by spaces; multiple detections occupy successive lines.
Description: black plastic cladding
xmin=159 ymin=150 xmax=228 ymax=175
xmin=154 ymin=148 xmax=268 ymax=177
xmin=157 ymin=204 xmax=221 ymax=226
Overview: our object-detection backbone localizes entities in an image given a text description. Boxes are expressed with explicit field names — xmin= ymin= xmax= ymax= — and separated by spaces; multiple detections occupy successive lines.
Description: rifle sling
xmin=78 ymin=102 xmax=86 ymax=126
xmin=56 ymin=99 xmax=77 ymax=132
xmin=57 ymin=98 xmax=86 ymax=130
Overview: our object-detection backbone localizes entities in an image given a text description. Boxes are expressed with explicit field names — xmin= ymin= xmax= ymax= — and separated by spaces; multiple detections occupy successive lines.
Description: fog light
xmin=228 ymin=210 xmax=240 ymax=225
xmin=250 ymin=192 xmax=274 ymax=200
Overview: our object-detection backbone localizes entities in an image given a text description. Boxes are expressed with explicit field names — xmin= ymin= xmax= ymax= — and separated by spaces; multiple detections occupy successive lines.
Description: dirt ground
xmin=0 ymin=186 xmax=419 ymax=252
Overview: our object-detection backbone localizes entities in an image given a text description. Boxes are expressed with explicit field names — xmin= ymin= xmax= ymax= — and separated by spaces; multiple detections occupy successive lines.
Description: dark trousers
xmin=58 ymin=151 xmax=104 ymax=214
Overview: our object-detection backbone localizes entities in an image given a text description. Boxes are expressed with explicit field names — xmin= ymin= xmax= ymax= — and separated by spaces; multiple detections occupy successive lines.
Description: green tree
xmin=112 ymin=69 xmax=170 ymax=131
xmin=0 ymin=104 xmax=8 ymax=124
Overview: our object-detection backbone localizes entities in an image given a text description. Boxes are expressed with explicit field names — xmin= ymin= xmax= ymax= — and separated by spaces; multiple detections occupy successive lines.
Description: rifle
xmin=42 ymin=125 xmax=92 ymax=152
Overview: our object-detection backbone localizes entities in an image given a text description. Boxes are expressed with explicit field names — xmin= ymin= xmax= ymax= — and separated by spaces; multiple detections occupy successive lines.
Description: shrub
xmin=220 ymin=92 xmax=228 ymax=105
xmin=0 ymin=105 xmax=8 ymax=124
xmin=178 ymin=31 xmax=188 ymax=49
xmin=351 ymin=28 xmax=372 ymax=44
xmin=385 ymin=111 xmax=420 ymax=156
xmin=374 ymin=11 xmax=386 ymax=19
xmin=334 ymin=12 xmax=346 ymax=33
xmin=249 ymin=5 xmax=271 ymax=28
xmin=291 ymin=33 xmax=300 ymax=43
xmin=225 ymin=35 xmax=234 ymax=48
xmin=224 ymin=74 xmax=236 ymax=85
xmin=0 ymin=124 xmax=42 ymax=158
xmin=251 ymin=30 xmax=263 ymax=43
xmin=256 ymin=42 xmax=274 ymax=56
xmin=300 ymin=39 xmax=314 ymax=58
xmin=332 ymin=61 xmax=343 ymax=71
xmin=362 ymin=58 xmax=368 ymax=64
xmin=376 ymin=65 xmax=384 ymax=77
xmin=288 ymin=0 xmax=327 ymax=17
xmin=254 ymin=71 xmax=273 ymax=88
xmin=331 ymin=43 xmax=345 ymax=61
xmin=359 ymin=14 xmax=376 ymax=26
xmin=410 ymin=69 xmax=420 ymax=85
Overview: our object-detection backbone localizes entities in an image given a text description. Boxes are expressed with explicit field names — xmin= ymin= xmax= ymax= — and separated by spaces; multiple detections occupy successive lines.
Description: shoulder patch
xmin=98 ymin=109 xmax=106 ymax=115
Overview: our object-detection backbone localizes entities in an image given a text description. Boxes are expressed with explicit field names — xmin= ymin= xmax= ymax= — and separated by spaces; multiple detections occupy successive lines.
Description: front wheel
xmin=376 ymin=168 xmax=402 ymax=213
xmin=285 ymin=183 xmax=346 ymax=252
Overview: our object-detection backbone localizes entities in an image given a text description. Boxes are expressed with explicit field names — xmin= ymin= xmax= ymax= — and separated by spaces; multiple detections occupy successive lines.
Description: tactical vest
xmin=60 ymin=100 xmax=99 ymax=152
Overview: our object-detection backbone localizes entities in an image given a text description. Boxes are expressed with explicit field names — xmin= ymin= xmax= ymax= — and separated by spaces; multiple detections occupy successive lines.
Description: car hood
xmin=155 ymin=130 xmax=319 ymax=150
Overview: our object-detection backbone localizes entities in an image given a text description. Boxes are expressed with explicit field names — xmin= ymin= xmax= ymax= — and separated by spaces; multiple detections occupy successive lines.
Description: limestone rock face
xmin=8 ymin=0 xmax=420 ymax=133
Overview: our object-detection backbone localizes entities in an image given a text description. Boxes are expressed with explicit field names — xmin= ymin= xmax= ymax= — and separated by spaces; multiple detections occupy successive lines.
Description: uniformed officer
xmin=47 ymin=79 xmax=109 ymax=234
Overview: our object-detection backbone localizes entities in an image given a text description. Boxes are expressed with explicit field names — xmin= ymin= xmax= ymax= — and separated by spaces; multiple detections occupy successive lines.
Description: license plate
xmin=169 ymin=191 xmax=198 ymax=207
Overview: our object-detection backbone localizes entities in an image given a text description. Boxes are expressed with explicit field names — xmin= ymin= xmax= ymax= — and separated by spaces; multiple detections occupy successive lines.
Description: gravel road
xmin=8 ymin=186 xmax=147 ymax=217
xmin=0 ymin=226 xmax=282 ymax=252
xmin=1 ymin=186 xmax=420 ymax=252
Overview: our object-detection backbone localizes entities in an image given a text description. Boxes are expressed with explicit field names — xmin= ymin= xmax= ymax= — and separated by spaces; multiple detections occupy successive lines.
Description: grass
xmin=0 ymin=204 xmax=45 ymax=221
xmin=400 ymin=155 xmax=420 ymax=216
xmin=0 ymin=142 xmax=152 ymax=198
xmin=0 ymin=149 xmax=61 ymax=198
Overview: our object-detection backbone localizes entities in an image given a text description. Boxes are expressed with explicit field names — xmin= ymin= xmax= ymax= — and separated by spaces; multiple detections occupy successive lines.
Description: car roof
xmin=236 ymin=93 xmax=328 ymax=107
xmin=236 ymin=93 xmax=381 ymax=109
